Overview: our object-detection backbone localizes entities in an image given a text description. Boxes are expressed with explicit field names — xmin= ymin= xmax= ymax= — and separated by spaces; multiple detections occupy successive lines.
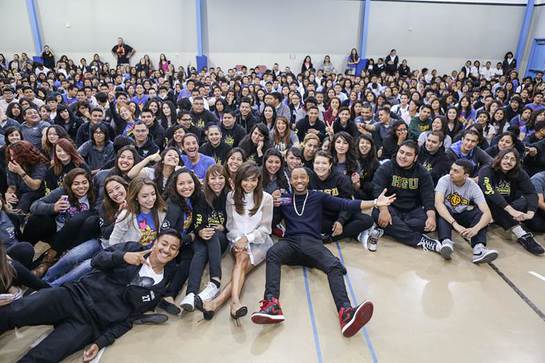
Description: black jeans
xmin=525 ymin=209 xmax=545 ymax=233
xmin=164 ymin=245 xmax=193 ymax=298
xmin=186 ymin=231 xmax=228 ymax=295
xmin=322 ymin=213 xmax=374 ymax=241
xmin=23 ymin=212 xmax=100 ymax=253
xmin=490 ymin=197 xmax=528 ymax=230
xmin=7 ymin=242 xmax=50 ymax=291
xmin=372 ymin=206 xmax=427 ymax=246
xmin=437 ymin=209 xmax=487 ymax=247
xmin=0 ymin=287 xmax=94 ymax=363
xmin=264 ymin=236 xmax=350 ymax=311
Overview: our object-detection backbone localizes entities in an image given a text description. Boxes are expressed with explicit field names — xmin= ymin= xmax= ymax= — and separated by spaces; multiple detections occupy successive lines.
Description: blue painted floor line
xmin=335 ymin=241 xmax=379 ymax=363
xmin=303 ymin=266 xmax=325 ymax=363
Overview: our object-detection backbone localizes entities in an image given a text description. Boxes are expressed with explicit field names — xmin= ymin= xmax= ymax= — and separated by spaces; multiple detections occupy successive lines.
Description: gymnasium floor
xmin=1 ymin=225 xmax=544 ymax=363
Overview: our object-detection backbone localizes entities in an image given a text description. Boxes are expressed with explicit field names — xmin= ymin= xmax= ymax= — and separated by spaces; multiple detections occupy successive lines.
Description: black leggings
xmin=186 ymin=231 xmax=229 ymax=295
xmin=23 ymin=212 xmax=100 ymax=253
xmin=164 ymin=245 xmax=194 ymax=299
xmin=6 ymin=242 xmax=50 ymax=291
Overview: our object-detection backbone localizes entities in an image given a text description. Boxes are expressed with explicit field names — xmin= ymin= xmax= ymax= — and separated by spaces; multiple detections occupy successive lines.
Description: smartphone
xmin=61 ymin=195 xmax=69 ymax=202
xmin=279 ymin=197 xmax=291 ymax=206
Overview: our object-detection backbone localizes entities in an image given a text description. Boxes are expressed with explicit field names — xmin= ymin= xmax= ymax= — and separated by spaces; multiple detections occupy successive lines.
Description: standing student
xmin=478 ymin=149 xmax=544 ymax=255
xmin=214 ymin=162 xmax=274 ymax=321
xmin=435 ymin=160 xmax=497 ymax=263
xmin=112 ymin=37 xmax=134 ymax=66
xmin=250 ymin=167 xmax=394 ymax=337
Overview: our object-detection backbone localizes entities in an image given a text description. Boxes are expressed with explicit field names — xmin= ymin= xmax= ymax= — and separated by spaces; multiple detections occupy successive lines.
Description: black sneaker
xmin=517 ymin=233 xmax=545 ymax=255
xmin=132 ymin=313 xmax=169 ymax=325
xmin=339 ymin=300 xmax=374 ymax=338
xmin=158 ymin=298 xmax=181 ymax=316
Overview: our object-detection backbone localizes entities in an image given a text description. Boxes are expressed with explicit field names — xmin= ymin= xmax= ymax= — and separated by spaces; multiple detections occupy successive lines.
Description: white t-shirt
xmin=138 ymin=258 xmax=164 ymax=285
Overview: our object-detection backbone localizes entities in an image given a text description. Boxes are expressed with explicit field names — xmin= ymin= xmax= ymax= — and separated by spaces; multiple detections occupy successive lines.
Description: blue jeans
xmin=44 ymin=239 xmax=102 ymax=286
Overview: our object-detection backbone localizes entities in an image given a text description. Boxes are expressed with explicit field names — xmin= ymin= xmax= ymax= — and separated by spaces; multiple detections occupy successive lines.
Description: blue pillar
xmin=357 ymin=0 xmax=371 ymax=75
xmin=26 ymin=0 xmax=43 ymax=59
xmin=195 ymin=0 xmax=207 ymax=72
xmin=515 ymin=0 xmax=535 ymax=70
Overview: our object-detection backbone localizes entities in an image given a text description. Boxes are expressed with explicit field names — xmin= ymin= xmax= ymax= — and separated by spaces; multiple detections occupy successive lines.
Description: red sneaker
xmin=251 ymin=297 xmax=285 ymax=324
xmin=339 ymin=300 xmax=374 ymax=337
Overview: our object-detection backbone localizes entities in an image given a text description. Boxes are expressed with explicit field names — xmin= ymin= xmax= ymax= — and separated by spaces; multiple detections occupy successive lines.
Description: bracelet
xmin=451 ymin=220 xmax=456 ymax=226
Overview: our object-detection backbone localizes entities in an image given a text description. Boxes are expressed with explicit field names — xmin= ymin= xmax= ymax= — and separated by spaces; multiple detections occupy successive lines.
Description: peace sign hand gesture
xmin=123 ymin=249 xmax=152 ymax=266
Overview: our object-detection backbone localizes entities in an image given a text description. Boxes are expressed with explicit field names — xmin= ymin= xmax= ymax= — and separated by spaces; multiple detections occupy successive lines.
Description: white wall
xmin=0 ymin=0 xmax=533 ymax=75
xmin=0 ymin=0 xmax=35 ymax=55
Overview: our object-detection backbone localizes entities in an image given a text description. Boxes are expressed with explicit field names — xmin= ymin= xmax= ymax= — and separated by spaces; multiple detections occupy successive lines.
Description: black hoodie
xmin=296 ymin=116 xmax=326 ymax=142
xmin=310 ymin=170 xmax=355 ymax=224
xmin=220 ymin=123 xmax=246 ymax=148
xmin=372 ymin=159 xmax=435 ymax=211
xmin=417 ymin=146 xmax=451 ymax=185
xmin=200 ymin=140 xmax=232 ymax=164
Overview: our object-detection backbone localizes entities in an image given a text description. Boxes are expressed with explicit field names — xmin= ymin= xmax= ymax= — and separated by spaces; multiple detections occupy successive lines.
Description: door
xmin=526 ymin=38 xmax=545 ymax=77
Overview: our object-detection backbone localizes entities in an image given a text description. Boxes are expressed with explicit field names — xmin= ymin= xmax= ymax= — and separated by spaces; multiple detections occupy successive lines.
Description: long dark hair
xmin=124 ymin=177 xmax=166 ymax=230
xmin=63 ymin=167 xmax=95 ymax=207
xmin=102 ymin=175 xmax=129 ymax=223
xmin=6 ymin=140 xmax=48 ymax=172
xmin=492 ymin=148 xmax=521 ymax=178
xmin=262 ymin=148 xmax=288 ymax=191
xmin=233 ymin=162 xmax=263 ymax=216
xmin=112 ymin=145 xmax=141 ymax=177
xmin=239 ymin=123 xmax=270 ymax=158
xmin=330 ymin=131 xmax=359 ymax=175
xmin=356 ymin=134 xmax=379 ymax=175
xmin=53 ymin=138 xmax=85 ymax=175
xmin=163 ymin=168 xmax=202 ymax=214
xmin=0 ymin=243 xmax=15 ymax=293
xmin=153 ymin=147 xmax=182 ymax=193
xmin=203 ymin=164 xmax=228 ymax=207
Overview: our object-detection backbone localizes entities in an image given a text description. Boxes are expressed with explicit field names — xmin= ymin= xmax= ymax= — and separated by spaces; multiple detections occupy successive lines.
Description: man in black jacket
xmin=371 ymin=141 xmax=452 ymax=258
xmin=237 ymin=97 xmax=258 ymax=133
xmin=0 ymin=230 xmax=180 ymax=363
xmin=417 ymin=131 xmax=451 ymax=185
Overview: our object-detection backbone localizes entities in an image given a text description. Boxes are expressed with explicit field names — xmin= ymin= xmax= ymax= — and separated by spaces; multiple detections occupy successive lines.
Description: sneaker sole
xmin=473 ymin=250 xmax=498 ymax=264
xmin=133 ymin=314 xmax=169 ymax=325
xmin=342 ymin=300 xmax=374 ymax=338
xmin=251 ymin=313 xmax=285 ymax=324
xmin=440 ymin=245 xmax=453 ymax=260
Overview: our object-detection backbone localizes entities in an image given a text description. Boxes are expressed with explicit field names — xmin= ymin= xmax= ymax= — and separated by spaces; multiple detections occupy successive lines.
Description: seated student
xmin=353 ymin=134 xmax=380 ymax=200
xmin=207 ymin=162 xmax=273 ymax=322
xmin=417 ymin=131 xmax=451 ymax=185
xmin=301 ymin=133 xmax=321 ymax=169
xmin=478 ymin=148 xmax=544 ymax=255
xmin=527 ymin=171 xmax=545 ymax=233
xmin=270 ymin=116 xmax=299 ymax=156
xmin=485 ymin=131 xmax=523 ymax=158
xmin=5 ymin=140 xmax=48 ymax=212
xmin=128 ymin=147 xmax=181 ymax=194
xmin=284 ymin=146 xmax=303 ymax=178
xmin=262 ymin=148 xmax=290 ymax=196
xmin=371 ymin=141 xmax=452 ymax=257
xmin=380 ymin=120 xmax=409 ymax=160
xmin=250 ymin=167 xmax=394 ymax=337
xmin=524 ymin=121 xmax=545 ymax=175
xmin=54 ymin=104 xmax=83 ymax=141
xmin=132 ymin=121 xmax=159 ymax=158
xmin=295 ymin=105 xmax=326 ymax=142
xmin=166 ymin=111 xmax=199 ymax=143
xmin=311 ymin=150 xmax=373 ymax=243
xmin=239 ymin=123 xmax=272 ymax=166
xmin=43 ymin=176 xmax=129 ymax=286
xmin=78 ymin=123 xmax=115 ymax=173
xmin=447 ymin=129 xmax=493 ymax=179
xmin=156 ymin=169 xmax=199 ymax=314
xmin=180 ymin=166 xmax=230 ymax=319
xmin=45 ymin=139 xmax=90 ymax=191
xmin=434 ymin=160 xmax=497 ymax=263
xmin=0 ymin=230 xmax=181 ymax=363
xmin=418 ymin=116 xmax=452 ymax=149
xmin=25 ymin=168 xmax=100 ymax=277
xmin=180 ymin=133 xmax=216 ymax=180
xmin=330 ymin=132 xmax=360 ymax=177
xmin=509 ymin=105 xmax=533 ymax=141
xmin=408 ymin=104 xmax=432 ymax=140
xmin=110 ymin=97 xmax=136 ymax=136
xmin=219 ymin=111 xmax=246 ymax=148
xmin=200 ymin=124 xmax=232 ymax=164
xmin=75 ymin=107 xmax=115 ymax=147
xmin=140 ymin=109 xmax=166 ymax=150
xmin=224 ymin=147 xmax=247 ymax=190
xmin=93 ymin=145 xmax=139 ymax=204
xmin=326 ymin=107 xmax=357 ymax=139
xmin=109 ymin=177 xmax=166 ymax=247
xmin=42 ymin=125 xmax=69 ymax=160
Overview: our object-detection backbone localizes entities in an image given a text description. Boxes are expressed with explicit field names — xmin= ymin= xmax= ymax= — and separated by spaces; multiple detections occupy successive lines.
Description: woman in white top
xmin=224 ymin=162 xmax=273 ymax=321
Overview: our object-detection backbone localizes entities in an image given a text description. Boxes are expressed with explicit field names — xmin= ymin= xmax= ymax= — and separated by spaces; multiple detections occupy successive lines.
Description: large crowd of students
xmin=0 ymin=43 xmax=545 ymax=362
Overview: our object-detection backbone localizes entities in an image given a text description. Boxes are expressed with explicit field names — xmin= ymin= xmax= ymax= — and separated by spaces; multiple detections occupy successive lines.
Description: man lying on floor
xmin=0 ymin=229 xmax=180 ymax=363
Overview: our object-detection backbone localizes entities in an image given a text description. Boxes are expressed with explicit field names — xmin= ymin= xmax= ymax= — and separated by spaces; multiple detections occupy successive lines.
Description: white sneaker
xmin=472 ymin=244 xmax=498 ymax=264
xmin=357 ymin=229 xmax=369 ymax=245
xmin=440 ymin=239 xmax=454 ymax=260
xmin=180 ymin=293 xmax=195 ymax=312
xmin=198 ymin=281 xmax=220 ymax=302
xmin=366 ymin=225 xmax=384 ymax=252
